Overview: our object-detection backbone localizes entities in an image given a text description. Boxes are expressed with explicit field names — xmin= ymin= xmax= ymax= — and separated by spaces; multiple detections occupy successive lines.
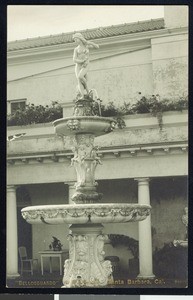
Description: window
xmin=8 ymin=99 xmax=26 ymax=114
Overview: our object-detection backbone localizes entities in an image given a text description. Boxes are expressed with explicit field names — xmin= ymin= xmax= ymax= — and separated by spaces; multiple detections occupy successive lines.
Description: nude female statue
xmin=72 ymin=32 xmax=99 ymax=98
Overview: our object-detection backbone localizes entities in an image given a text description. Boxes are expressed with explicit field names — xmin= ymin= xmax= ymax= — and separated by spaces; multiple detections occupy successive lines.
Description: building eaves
xmin=7 ymin=18 xmax=164 ymax=52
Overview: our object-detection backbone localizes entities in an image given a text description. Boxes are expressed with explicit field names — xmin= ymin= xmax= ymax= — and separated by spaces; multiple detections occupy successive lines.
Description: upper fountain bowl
xmin=21 ymin=203 xmax=151 ymax=225
xmin=53 ymin=116 xmax=116 ymax=137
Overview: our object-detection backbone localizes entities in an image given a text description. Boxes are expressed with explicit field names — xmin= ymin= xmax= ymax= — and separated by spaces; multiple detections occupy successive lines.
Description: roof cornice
xmin=7 ymin=26 xmax=188 ymax=62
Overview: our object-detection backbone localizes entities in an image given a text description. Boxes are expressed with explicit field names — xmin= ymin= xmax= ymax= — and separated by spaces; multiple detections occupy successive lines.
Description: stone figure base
xmin=71 ymin=188 xmax=103 ymax=204
xmin=73 ymin=97 xmax=95 ymax=116
xmin=62 ymin=224 xmax=113 ymax=287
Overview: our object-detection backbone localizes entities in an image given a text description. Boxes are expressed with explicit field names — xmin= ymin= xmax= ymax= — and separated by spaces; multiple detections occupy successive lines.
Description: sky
xmin=7 ymin=5 xmax=164 ymax=42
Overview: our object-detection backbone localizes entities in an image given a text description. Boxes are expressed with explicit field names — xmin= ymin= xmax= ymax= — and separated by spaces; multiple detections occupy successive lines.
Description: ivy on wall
xmin=108 ymin=234 xmax=139 ymax=259
xmin=7 ymin=95 xmax=188 ymax=127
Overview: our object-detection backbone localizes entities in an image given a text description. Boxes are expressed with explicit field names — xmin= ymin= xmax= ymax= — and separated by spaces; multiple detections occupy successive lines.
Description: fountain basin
xmin=53 ymin=116 xmax=116 ymax=137
xmin=21 ymin=203 xmax=151 ymax=225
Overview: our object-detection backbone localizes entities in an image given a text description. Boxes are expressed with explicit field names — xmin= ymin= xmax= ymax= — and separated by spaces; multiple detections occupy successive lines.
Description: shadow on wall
xmin=150 ymin=177 xmax=188 ymax=250
xmin=104 ymin=242 xmax=134 ymax=274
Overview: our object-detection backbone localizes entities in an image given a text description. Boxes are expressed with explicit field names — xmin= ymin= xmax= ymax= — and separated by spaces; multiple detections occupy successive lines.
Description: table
xmin=39 ymin=250 xmax=69 ymax=275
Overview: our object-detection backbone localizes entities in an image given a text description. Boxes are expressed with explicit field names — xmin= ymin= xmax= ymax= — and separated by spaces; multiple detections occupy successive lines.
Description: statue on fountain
xmin=182 ymin=206 xmax=188 ymax=240
xmin=173 ymin=206 xmax=188 ymax=248
xmin=73 ymin=32 xmax=99 ymax=100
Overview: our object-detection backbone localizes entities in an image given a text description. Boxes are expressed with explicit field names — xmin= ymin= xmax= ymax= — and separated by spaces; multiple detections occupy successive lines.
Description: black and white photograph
xmin=6 ymin=5 xmax=188 ymax=289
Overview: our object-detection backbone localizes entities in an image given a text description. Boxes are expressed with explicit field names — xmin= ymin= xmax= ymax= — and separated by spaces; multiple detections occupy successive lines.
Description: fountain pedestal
xmin=63 ymin=224 xmax=112 ymax=287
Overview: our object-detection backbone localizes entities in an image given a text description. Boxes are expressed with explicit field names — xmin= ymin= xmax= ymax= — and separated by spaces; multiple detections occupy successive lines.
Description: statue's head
xmin=73 ymin=32 xmax=87 ymax=45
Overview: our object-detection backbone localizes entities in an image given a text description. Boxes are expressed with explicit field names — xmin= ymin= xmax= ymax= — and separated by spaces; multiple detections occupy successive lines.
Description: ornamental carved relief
xmin=21 ymin=204 xmax=151 ymax=224
xmin=70 ymin=134 xmax=102 ymax=189
xmin=71 ymin=192 xmax=103 ymax=204
xmin=67 ymin=119 xmax=81 ymax=131
xmin=73 ymin=99 xmax=95 ymax=117
xmin=63 ymin=232 xmax=112 ymax=287
xmin=105 ymin=121 xmax=117 ymax=132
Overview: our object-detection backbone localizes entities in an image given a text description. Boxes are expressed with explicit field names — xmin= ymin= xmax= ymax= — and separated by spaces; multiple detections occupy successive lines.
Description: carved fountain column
xmin=56 ymin=97 xmax=115 ymax=287
xmin=70 ymin=133 xmax=102 ymax=204
xmin=63 ymin=224 xmax=112 ymax=287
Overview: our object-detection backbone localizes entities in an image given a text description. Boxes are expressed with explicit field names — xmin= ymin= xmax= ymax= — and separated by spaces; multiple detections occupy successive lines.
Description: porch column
xmin=66 ymin=181 xmax=76 ymax=204
xmin=7 ymin=185 xmax=20 ymax=278
xmin=135 ymin=178 xmax=155 ymax=278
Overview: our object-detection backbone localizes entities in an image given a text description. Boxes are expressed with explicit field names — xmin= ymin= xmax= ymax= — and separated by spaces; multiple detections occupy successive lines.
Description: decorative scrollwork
xmin=63 ymin=228 xmax=112 ymax=287
xmin=70 ymin=134 xmax=102 ymax=192
xmin=73 ymin=99 xmax=95 ymax=117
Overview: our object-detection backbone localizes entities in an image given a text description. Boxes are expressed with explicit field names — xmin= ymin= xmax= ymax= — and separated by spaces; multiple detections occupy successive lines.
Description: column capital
xmin=134 ymin=178 xmax=150 ymax=185
xmin=7 ymin=185 xmax=17 ymax=193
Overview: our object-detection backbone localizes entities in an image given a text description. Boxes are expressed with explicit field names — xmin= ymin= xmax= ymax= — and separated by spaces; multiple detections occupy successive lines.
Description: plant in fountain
xmin=49 ymin=236 xmax=63 ymax=251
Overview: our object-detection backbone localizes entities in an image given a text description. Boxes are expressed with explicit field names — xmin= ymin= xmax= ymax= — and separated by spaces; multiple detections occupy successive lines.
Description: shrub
xmin=96 ymin=95 xmax=188 ymax=130
xmin=7 ymin=96 xmax=188 ymax=127
xmin=153 ymin=242 xmax=188 ymax=279
xmin=7 ymin=101 xmax=63 ymax=126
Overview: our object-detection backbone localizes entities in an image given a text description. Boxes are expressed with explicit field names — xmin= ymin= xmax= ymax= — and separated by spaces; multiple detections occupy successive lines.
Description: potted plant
xmin=49 ymin=236 xmax=63 ymax=251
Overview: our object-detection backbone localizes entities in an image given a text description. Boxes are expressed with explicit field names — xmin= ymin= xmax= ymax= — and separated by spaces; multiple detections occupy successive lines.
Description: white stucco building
xmin=7 ymin=6 xmax=188 ymax=286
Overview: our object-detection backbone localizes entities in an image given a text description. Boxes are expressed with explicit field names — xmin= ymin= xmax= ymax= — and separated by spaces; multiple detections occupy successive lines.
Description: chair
xmin=19 ymin=246 xmax=38 ymax=275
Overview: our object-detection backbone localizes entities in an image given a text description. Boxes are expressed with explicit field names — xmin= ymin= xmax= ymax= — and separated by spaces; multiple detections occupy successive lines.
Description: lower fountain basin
xmin=53 ymin=116 xmax=116 ymax=137
xmin=21 ymin=203 xmax=151 ymax=225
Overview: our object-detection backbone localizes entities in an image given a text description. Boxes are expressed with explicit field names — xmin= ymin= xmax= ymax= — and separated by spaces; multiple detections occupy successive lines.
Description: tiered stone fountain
xmin=21 ymin=97 xmax=151 ymax=287
xmin=21 ymin=33 xmax=151 ymax=288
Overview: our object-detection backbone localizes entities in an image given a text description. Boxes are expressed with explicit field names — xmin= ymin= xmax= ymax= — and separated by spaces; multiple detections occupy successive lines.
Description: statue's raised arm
xmin=86 ymin=40 xmax=100 ymax=49
xmin=72 ymin=32 xmax=99 ymax=99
